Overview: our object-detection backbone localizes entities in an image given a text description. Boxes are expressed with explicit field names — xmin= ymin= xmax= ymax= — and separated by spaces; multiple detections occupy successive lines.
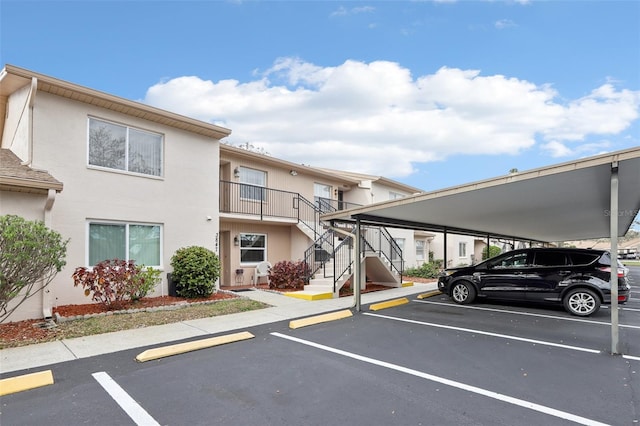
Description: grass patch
xmin=1 ymin=299 xmax=268 ymax=349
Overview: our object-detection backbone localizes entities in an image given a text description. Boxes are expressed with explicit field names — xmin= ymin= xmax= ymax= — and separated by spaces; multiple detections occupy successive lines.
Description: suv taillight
xmin=598 ymin=266 xmax=625 ymax=278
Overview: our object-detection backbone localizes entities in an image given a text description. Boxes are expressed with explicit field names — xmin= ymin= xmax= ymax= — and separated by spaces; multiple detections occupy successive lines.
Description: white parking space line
xmin=92 ymin=372 xmax=160 ymax=426
xmin=609 ymin=306 xmax=640 ymax=312
xmin=623 ymin=355 xmax=640 ymax=362
xmin=415 ymin=300 xmax=640 ymax=330
xmin=271 ymin=332 xmax=609 ymax=426
xmin=364 ymin=312 xmax=600 ymax=354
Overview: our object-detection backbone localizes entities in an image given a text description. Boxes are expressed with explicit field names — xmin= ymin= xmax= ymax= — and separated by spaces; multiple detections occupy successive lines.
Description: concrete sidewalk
xmin=0 ymin=282 xmax=437 ymax=374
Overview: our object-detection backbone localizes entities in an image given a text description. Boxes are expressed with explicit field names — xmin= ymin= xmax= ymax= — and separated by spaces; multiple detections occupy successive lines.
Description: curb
xmin=370 ymin=297 xmax=409 ymax=311
xmin=284 ymin=292 xmax=333 ymax=301
xmin=416 ymin=290 xmax=442 ymax=299
xmin=289 ymin=310 xmax=353 ymax=329
xmin=136 ymin=331 xmax=255 ymax=362
xmin=0 ymin=370 xmax=54 ymax=396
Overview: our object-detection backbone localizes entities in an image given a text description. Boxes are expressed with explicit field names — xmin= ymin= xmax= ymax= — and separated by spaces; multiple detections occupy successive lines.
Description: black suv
xmin=437 ymin=248 xmax=630 ymax=316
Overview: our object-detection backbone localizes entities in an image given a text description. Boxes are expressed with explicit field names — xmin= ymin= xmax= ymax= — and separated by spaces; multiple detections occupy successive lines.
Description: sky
xmin=1 ymin=1 xmax=639 ymax=198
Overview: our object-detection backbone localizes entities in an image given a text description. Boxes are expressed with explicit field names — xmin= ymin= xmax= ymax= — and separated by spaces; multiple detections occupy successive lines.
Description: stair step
xmin=285 ymin=291 xmax=334 ymax=301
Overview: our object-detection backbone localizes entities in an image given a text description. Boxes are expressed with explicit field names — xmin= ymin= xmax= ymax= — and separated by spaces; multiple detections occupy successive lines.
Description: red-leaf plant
xmin=72 ymin=259 xmax=139 ymax=310
xmin=268 ymin=260 xmax=310 ymax=290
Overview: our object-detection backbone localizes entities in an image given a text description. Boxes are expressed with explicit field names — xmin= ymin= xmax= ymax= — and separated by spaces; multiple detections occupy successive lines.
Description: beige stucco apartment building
xmin=1 ymin=64 xmax=477 ymax=322
xmin=0 ymin=65 xmax=230 ymax=321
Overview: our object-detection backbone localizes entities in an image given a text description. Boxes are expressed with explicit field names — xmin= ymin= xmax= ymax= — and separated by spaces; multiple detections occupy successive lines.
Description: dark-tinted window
xmin=569 ymin=252 xmax=600 ymax=265
xmin=533 ymin=251 xmax=568 ymax=267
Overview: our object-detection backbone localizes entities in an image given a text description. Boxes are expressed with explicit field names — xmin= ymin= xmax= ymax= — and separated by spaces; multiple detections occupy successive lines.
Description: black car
xmin=437 ymin=248 xmax=630 ymax=316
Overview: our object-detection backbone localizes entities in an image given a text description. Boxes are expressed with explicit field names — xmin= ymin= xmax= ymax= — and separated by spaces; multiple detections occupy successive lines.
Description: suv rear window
xmin=569 ymin=252 xmax=600 ymax=266
xmin=533 ymin=251 xmax=568 ymax=266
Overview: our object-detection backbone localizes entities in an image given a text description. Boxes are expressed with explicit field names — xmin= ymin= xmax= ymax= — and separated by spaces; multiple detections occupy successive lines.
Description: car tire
xmin=563 ymin=288 xmax=601 ymax=316
xmin=451 ymin=281 xmax=476 ymax=305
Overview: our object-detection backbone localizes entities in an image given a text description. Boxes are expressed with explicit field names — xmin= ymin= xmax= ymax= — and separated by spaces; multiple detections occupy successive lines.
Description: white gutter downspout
xmin=20 ymin=77 xmax=37 ymax=166
xmin=41 ymin=188 xmax=56 ymax=319
xmin=610 ymin=161 xmax=620 ymax=355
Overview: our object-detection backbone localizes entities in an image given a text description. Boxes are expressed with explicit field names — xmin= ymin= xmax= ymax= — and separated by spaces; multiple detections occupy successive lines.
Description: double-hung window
xmin=314 ymin=183 xmax=332 ymax=212
xmin=88 ymin=222 xmax=162 ymax=267
xmin=88 ymin=117 xmax=163 ymax=177
xmin=240 ymin=233 xmax=266 ymax=263
xmin=459 ymin=242 xmax=467 ymax=258
xmin=392 ymin=238 xmax=405 ymax=261
xmin=239 ymin=167 xmax=266 ymax=201
xmin=416 ymin=240 xmax=425 ymax=262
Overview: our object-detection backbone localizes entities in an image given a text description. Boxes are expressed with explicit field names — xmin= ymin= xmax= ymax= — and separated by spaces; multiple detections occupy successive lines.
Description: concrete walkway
xmin=0 ymin=282 xmax=438 ymax=374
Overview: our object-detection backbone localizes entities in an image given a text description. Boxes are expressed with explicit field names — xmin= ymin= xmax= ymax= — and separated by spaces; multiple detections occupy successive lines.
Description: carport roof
xmin=321 ymin=147 xmax=640 ymax=243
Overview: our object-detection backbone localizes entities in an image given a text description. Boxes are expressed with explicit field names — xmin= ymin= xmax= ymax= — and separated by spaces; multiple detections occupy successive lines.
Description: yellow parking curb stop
xmin=136 ymin=331 xmax=255 ymax=362
xmin=289 ymin=309 xmax=353 ymax=329
xmin=370 ymin=297 xmax=409 ymax=311
xmin=0 ymin=370 xmax=54 ymax=396
xmin=417 ymin=290 xmax=442 ymax=299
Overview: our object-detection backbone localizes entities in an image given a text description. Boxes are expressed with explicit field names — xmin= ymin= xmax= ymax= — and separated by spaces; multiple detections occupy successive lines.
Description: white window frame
xmin=239 ymin=167 xmax=267 ymax=202
xmin=459 ymin=242 xmax=467 ymax=258
xmin=416 ymin=240 xmax=425 ymax=262
xmin=389 ymin=191 xmax=405 ymax=200
xmin=239 ymin=233 xmax=267 ymax=265
xmin=87 ymin=117 xmax=164 ymax=178
xmin=87 ymin=220 xmax=163 ymax=268
xmin=392 ymin=238 xmax=405 ymax=261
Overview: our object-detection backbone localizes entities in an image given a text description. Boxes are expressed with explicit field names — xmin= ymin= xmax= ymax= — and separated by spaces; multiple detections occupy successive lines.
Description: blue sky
xmin=1 ymin=1 xmax=639 ymax=195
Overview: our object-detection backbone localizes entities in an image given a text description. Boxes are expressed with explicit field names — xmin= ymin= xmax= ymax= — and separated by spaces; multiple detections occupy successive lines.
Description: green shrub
xmin=170 ymin=246 xmax=220 ymax=298
xmin=130 ymin=265 xmax=161 ymax=301
xmin=0 ymin=215 xmax=68 ymax=322
xmin=482 ymin=245 xmax=502 ymax=260
xmin=269 ymin=260 xmax=310 ymax=289
xmin=404 ymin=261 xmax=442 ymax=279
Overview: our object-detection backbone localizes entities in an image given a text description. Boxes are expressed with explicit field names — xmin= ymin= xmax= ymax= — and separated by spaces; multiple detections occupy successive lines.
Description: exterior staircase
xmin=288 ymin=214 xmax=405 ymax=300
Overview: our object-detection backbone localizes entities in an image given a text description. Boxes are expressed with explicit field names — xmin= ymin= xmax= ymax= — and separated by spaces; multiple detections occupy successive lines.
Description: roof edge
xmin=3 ymin=64 xmax=232 ymax=140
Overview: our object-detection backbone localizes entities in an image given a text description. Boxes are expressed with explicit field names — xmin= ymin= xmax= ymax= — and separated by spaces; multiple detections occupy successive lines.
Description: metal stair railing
xmin=360 ymin=226 xmax=404 ymax=280
xmin=297 ymin=195 xmax=321 ymax=240
xmin=303 ymin=229 xmax=335 ymax=280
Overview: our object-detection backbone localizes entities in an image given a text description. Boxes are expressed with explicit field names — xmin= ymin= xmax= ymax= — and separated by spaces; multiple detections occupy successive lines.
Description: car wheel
xmin=451 ymin=281 xmax=476 ymax=304
xmin=563 ymin=288 xmax=601 ymax=316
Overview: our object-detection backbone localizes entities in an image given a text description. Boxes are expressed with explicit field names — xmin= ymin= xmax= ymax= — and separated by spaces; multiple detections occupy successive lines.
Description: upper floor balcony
xmin=219 ymin=180 xmax=360 ymax=223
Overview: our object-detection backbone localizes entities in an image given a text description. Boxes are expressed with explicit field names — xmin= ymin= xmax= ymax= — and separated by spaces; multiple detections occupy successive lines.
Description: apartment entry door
xmin=220 ymin=231 xmax=231 ymax=287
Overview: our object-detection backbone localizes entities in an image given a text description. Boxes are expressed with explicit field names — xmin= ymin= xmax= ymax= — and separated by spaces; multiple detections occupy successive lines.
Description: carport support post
xmin=443 ymin=229 xmax=448 ymax=268
xmin=610 ymin=162 xmax=620 ymax=355
xmin=354 ymin=217 xmax=362 ymax=312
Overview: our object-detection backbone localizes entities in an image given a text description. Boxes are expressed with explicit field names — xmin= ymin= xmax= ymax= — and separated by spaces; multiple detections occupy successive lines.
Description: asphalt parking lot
xmin=1 ymin=267 xmax=639 ymax=426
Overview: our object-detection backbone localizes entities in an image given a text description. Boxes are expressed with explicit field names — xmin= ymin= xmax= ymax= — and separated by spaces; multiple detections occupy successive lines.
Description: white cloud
xmin=330 ymin=5 xmax=375 ymax=17
xmin=144 ymin=58 xmax=640 ymax=179
xmin=495 ymin=19 xmax=517 ymax=29
xmin=540 ymin=141 xmax=572 ymax=157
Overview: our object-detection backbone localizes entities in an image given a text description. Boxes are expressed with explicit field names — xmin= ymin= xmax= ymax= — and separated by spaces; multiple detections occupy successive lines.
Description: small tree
xmin=170 ymin=246 xmax=220 ymax=298
xmin=0 ymin=215 xmax=68 ymax=322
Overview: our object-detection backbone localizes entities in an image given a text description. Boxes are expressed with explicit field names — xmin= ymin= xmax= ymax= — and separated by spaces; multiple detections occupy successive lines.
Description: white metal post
xmin=610 ymin=162 xmax=620 ymax=355
xmin=354 ymin=218 xmax=362 ymax=312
